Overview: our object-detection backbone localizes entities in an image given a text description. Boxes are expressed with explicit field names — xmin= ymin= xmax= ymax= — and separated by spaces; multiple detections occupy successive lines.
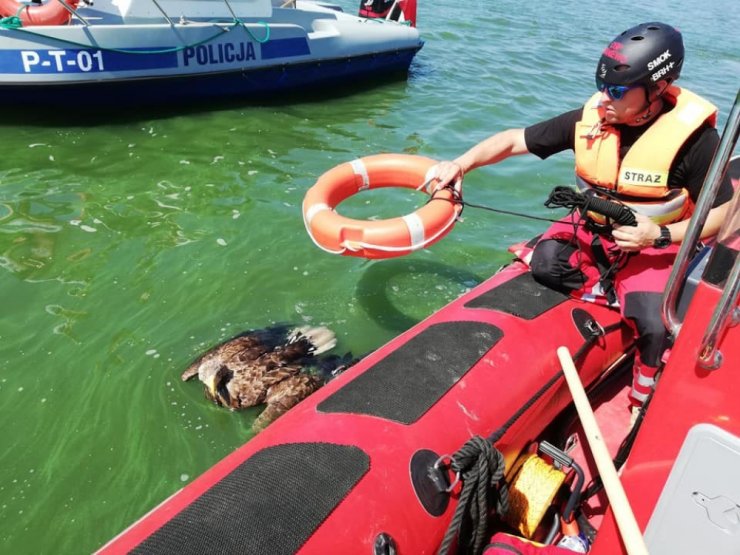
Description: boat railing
xmin=55 ymin=0 xmax=91 ymax=25
xmin=47 ymin=0 xmax=275 ymax=27
xmin=150 ymin=0 xmax=176 ymax=26
xmin=699 ymin=241 xmax=740 ymax=368
xmin=662 ymin=89 xmax=740 ymax=367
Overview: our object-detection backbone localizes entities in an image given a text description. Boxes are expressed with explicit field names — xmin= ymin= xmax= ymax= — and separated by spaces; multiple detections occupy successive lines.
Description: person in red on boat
xmin=433 ymin=22 xmax=733 ymax=412
xmin=359 ymin=0 xmax=402 ymax=21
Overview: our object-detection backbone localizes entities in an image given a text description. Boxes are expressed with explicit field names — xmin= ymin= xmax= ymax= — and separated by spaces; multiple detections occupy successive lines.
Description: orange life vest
xmin=574 ymin=85 xmax=717 ymax=224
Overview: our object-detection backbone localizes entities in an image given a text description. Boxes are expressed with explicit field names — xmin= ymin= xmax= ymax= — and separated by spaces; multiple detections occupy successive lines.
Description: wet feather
xmin=182 ymin=324 xmax=356 ymax=430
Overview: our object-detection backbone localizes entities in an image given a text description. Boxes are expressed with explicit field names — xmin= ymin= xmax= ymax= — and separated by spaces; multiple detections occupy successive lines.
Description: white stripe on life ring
xmin=305 ymin=203 xmax=331 ymax=225
xmin=424 ymin=164 xmax=438 ymax=184
xmin=350 ymin=159 xmax=370 ymax=191
xmin=402 ymin=212 xmax=426 ymax=250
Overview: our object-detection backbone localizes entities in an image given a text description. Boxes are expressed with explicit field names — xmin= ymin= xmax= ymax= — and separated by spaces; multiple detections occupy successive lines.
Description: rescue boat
xmin=99 ymin=99 xmax=739 ymax=554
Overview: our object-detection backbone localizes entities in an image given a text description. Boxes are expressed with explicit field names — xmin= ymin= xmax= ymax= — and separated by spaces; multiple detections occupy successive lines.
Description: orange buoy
xmin=303 ymin=154 xmax=462 ymax=259
xmin=0 ymin=0 xmax=79 ymax=26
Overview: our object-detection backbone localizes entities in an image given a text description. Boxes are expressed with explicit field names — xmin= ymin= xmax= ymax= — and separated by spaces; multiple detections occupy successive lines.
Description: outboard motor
xmin=358 ymin=0 xmax=417 ymax=26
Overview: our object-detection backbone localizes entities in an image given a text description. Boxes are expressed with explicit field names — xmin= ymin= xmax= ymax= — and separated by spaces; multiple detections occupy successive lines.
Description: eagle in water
xmin=181 ymin=324 xmax=355 ymax=431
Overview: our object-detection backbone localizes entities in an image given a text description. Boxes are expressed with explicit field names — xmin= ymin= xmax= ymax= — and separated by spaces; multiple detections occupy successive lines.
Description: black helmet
xmin=596 ymin=22 xmax=684 ymax=89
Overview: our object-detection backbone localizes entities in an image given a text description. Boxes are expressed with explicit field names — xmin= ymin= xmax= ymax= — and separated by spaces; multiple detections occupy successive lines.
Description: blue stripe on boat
xmin=260 ymin=37 xmax=310 ymax=59
xmin=0 ymin=37 xmax=309 ymax=75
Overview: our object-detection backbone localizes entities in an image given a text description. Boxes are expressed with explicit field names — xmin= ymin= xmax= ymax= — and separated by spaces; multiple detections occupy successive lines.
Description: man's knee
xmin=623 ymin=291 xmax=669 ymax=366
xmin=530 ymin=239 xmax=582 ymax=292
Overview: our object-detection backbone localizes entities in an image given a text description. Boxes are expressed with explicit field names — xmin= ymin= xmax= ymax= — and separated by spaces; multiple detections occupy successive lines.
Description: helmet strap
xmin=630 ymin=85 xmax=664 ymax=125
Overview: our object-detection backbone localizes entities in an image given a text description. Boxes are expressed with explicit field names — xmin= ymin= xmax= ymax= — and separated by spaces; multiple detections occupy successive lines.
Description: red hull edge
xmin=100 ymin=261 xmax=631 ymax=554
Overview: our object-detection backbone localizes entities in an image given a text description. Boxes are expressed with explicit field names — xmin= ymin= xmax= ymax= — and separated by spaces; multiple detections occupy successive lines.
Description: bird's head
xmin=203 ymin=365 xmax=233 ymax=407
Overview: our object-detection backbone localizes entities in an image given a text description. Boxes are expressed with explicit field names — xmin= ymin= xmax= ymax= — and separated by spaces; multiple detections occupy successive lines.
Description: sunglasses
xmin=595 ymin=79 xmax=633 ymax=101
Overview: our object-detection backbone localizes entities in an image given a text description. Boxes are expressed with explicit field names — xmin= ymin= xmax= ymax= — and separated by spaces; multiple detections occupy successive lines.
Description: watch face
xmin=654 ymin=227 xmax=671 ymax=249
xmin=654 ymin=237 xmax=671 ymax=248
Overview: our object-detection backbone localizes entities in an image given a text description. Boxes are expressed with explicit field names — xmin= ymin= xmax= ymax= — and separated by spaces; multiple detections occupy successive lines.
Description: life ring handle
xmin=303 ymin=154 xmax=463 ymax=259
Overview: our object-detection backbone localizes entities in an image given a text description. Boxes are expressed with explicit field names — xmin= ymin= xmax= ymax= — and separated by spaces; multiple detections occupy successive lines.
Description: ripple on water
xmin=0 ymin=203 xmax=12 ymax=221
xmin=0 ymin=219 xmax=62 ymax=234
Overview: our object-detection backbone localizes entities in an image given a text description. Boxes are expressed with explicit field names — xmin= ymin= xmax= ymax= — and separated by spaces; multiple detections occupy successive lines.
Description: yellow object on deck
xmin=504 ymin=453 xmax=566 ymax=538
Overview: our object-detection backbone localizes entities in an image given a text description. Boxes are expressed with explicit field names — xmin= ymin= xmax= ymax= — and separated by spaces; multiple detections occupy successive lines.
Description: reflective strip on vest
xmin=574 ymin=177 xmax=691 ymax=224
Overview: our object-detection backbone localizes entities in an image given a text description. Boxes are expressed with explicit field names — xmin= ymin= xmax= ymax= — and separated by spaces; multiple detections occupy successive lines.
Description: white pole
xmin=557 ymin=346 xmax=649 ymax=555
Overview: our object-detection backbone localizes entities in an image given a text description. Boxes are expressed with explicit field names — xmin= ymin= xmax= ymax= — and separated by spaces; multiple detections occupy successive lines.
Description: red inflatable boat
xmin=100 ymin=151 xmax=739 ymax=554
xmin=100 ymin=256 xmax=633 ymax=554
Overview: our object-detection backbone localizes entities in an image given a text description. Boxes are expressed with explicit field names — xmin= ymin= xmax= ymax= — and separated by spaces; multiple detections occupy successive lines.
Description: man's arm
xmin=612 ymin=201 xmax=731 ymax=252
xmin=434 ymin=128 xmax=529 ymax=189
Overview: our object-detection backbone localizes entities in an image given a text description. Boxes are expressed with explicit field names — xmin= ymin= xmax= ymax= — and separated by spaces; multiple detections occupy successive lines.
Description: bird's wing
xmin=264 ymin=374 xmax=321 ymax=405
xmin=260 ymin=364 xmax=301 ymax=386
xmin=227 ymin=367 xmax=268 ymax=408
xmin=181 ymin=332 xmax=266 ymax=381
xmin=253 ymin=375 xmax=321 ymax=432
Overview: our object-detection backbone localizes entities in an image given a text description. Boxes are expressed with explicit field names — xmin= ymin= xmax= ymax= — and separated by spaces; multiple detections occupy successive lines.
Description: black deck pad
xmin=133 ymin=443 xmax=369 ymax=555
xmin=463 ymin=272 xmax=568 ymax=319
xmin=318 ymin=321 xmax=503 ymax=424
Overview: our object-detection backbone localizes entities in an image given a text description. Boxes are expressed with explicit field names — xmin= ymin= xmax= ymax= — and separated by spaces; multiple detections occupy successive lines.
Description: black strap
xmin=590 ymin=235 xmax=621 ymax=306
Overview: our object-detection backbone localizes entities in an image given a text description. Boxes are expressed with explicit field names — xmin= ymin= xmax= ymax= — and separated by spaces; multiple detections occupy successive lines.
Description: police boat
xmin=0 ymin=0 xmax=423 ymax=107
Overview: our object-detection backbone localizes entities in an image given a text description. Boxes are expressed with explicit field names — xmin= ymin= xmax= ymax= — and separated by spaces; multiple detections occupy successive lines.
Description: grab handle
xmin=698 ymin=256 xmax=740 ymax=369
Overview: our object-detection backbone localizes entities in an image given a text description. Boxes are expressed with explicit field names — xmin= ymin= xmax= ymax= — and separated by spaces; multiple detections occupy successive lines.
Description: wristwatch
xmin=653 ymin=225 xmax=672 ymax=249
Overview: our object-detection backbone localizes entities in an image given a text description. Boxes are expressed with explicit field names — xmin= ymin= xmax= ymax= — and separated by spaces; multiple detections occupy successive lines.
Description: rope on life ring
xmin=0 ymin=0 xmax=79 ymax=26
xmin=302 ymin=154 xmax=462 ymax=259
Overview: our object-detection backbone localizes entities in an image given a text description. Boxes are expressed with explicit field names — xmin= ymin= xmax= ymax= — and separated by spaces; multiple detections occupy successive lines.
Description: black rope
xmin=460 ymin=199 xmax=568 ymax=224
xmin=430 ymin=187 xmax=570 ymax=225
xmin=429 ymin=185 xmax=637 ymax=228
xmin=437 ymin=319 xmax=623 ymax=555
xmin=544 ymin=186 xmax=637 ymax=226
xmin=438 ymin=436 xmax=508 ymax=555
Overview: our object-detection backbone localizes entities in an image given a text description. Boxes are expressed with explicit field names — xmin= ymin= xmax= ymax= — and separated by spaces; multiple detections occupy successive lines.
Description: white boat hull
xmin=0 ymin=2 xmax=423 ymax=105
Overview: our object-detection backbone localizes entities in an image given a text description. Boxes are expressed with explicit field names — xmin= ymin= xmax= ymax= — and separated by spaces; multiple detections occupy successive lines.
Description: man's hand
xmin=612 ymin=213 xmax=662 ymax=252
xmin=429 ymin=161 xmax=464 ymax=193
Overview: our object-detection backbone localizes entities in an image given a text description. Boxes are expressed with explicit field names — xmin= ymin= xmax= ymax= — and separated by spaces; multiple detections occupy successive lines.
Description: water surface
xmin=1 ymin=1 xmax=737 ymax=552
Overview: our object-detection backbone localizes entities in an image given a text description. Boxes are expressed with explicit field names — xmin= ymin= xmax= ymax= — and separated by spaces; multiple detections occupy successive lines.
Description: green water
xmin=1 ymin=1 xmax=738 ymax=552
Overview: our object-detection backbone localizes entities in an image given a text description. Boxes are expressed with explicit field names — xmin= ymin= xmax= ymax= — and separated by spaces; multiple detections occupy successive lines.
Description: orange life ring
xmin=0 ymin=0 xmax=79 ymax=26
xmin=303 ymin=154 xmax=462 ymax=259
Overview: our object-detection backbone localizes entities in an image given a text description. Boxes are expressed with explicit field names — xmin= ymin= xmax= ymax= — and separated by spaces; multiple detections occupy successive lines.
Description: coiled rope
xmin=429 ymin=184 xmax=637 ymax=229
xmin=544 ymin=186 xmax=637 ymax=226
xmin=437 ymin=319 xmax=627 ymax=555
xmin=437 ymin=436 xmax=508 ymax=555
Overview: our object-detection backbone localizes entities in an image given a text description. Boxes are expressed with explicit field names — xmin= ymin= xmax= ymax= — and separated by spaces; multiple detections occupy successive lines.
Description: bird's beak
xmin=204 ymin=374 xmax=219 ymax=401
xmin=204 ymin=366 xmax=232 ymax=407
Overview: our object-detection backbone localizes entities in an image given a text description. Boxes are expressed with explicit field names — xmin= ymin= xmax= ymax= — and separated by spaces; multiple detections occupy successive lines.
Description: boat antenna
xmin=150 ymin=0 xmax=175 ymax=26
xmin=222 ymin=0 xmax=240 ymax=20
